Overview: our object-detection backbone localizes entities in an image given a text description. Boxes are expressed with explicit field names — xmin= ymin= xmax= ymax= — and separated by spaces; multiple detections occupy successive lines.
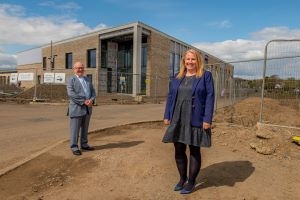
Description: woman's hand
xmin=203 ymin=122 xmax=211 ymax=130
xmin=164 ymin=119 xmax=170 ymax=125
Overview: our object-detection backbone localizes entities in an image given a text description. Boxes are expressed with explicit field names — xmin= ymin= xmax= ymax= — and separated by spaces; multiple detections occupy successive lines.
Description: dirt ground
xmin=0 ymin=97 xmax=299 ymax=200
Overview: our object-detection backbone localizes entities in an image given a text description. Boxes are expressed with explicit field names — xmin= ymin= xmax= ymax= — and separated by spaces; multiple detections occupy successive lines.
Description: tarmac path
xmin=0 ymin=102 xmax=165 ymax=176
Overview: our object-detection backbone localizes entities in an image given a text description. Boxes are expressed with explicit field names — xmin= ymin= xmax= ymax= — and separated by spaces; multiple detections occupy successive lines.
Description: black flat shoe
xmin=81 ymin=146 xmax=95 ymax=151
xmin=72 ymin=150 xmax=82 ymax=156
xmin=174 ymin=179 xmax=187 ymax=191
xmin=180 ymin=182 xmax=196 ymax=194
xmin=174 ymin=183 xmax=184 ymax=191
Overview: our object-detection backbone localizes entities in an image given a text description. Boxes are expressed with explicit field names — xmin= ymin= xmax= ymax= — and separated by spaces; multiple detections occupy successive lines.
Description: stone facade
xmin=147 ymin=31 xmax=171 ymax=97
xmin=42 ymin=34 xmax=100 ymax=92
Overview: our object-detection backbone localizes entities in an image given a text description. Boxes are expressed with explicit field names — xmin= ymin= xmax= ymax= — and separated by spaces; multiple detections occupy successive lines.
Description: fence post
xmin=33 ymin=68 xmax=37 ymax=101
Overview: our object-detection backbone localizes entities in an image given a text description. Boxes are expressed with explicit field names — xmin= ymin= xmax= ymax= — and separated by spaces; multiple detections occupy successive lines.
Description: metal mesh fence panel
xmin=260 ymin=40 xmax=300 ymax=128
xmin=230 ymin=59 xmax=264 ymax=103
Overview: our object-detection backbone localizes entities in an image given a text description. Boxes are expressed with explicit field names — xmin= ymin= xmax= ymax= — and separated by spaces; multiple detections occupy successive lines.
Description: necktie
xmin=79 ymin=77 xmax=90 ymax=98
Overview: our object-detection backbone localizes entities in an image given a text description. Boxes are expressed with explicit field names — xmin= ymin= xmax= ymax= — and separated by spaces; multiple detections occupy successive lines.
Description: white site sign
xmin=43 ymin=73 xmax=55 ymax=83
xmin=18 ymin=73 xmax=34 ymax=81
xmin=10 ymin=73 xmax=18 ymax=84
xmin=54 ymin=73 xmax=65 ymax=83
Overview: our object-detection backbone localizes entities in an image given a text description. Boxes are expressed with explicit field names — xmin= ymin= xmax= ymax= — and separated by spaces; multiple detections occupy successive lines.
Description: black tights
xmin=174 ymin=142 xmax=201 ymax=184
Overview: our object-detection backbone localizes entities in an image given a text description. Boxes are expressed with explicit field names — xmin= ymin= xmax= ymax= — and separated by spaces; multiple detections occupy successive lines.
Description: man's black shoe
xmin=72 ymin=150 xmax=82 ymax=156
xmin=81 ymin=146 xmax=95 ymax=151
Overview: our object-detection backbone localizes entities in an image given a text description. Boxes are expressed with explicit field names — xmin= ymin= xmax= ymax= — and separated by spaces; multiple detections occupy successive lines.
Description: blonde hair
xmin=176 ymin=49 xmax=204 ymax=79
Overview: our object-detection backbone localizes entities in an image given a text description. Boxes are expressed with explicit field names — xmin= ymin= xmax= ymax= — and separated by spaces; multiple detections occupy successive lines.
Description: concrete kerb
xmin=0 ymin=120 xmax=162 ymax=178
xmin=88 ymin=120 xmax=163 ymax=135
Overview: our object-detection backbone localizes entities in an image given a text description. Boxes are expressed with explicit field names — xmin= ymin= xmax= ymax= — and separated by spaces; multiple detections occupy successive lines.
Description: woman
xmin=163 ymin=49 xmax=215 ymax=194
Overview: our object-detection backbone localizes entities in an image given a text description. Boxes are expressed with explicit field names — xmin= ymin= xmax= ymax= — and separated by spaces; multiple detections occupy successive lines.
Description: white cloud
xmin=194 ymin=39 xmax=266 ymax=62
xmin=39 ymin=1 xmax=80 ymax=11
xmin=207 ymin=20 xmax=232 ymax=28
xmin=0 ymin=3 xmax=25 ymax=17
xmin=251 ymin=26 xmax=300 ymax=41
xmin=105 ymin=0 xmax=181 ymax=11
xmin=0 ymin=4 xmax=99 ymax=45
xmin=92 ymin=23 xmax=109 ymax=31
xmin=194 ymin=27 xmax=300 ymax=79
xmin=0 ymin=53 xmax=17 ymax=70
xmin=194 ymin=26 xmax=300 ymax=63
xmin=0 ymin=3 xmax=108 ymax=69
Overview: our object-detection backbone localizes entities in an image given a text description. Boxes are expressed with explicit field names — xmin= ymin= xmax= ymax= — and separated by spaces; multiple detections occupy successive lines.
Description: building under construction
xmin=16 ymin=21 xmax=233 ymax=99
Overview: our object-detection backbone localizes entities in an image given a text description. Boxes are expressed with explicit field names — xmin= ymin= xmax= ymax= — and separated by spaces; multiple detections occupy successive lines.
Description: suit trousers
xmin=70 ymin=113 xmax=91 ymax=151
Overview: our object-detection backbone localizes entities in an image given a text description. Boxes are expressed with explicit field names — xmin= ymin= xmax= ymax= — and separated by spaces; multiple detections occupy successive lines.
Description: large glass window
xmin=169 ymin=41 xmax=181 ymax=78
xmin=101 ymin=42 xmax=107 ymax=68
xmin=141 ymin=44 xmax=147 ymax=95
xmin=65 ymin=53 xmax=73 ymax=69
xmin=87 ymin=74 xmax=93 ymax=83
xmin=117 ymin=49 xmax=133 ymax=94
xmin=42 ymin=57 xmax=47 ymax=71
xmin=174 ymin=54 xmax=180 ymax=74
xmin=169 ymin=52 xmax=175 ymax=78
xmin=87 ymin=48 xmax=96 ymax=68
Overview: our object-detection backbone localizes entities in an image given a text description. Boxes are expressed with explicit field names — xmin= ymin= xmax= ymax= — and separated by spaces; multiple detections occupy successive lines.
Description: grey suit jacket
xmin=66 ymin=75 xmax=96 ymax=117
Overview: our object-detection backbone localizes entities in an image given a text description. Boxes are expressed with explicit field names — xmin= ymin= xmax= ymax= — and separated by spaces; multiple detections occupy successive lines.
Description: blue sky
xmin=1 ymin=0 xmax=300 ymax=70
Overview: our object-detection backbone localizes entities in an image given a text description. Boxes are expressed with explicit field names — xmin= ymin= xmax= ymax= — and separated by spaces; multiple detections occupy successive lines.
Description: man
xmin=67 ymin=61 xmax=96 ymax=155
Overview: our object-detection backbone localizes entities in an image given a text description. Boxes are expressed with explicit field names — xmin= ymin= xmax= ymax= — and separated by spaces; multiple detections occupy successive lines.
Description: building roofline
xmin=0 ymin=69 xmax=17 ymax=73
xmin=18 ymin=21 xmax=230 ymax=65
xmin=44 ymin=21 xmax=140 ymax=47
